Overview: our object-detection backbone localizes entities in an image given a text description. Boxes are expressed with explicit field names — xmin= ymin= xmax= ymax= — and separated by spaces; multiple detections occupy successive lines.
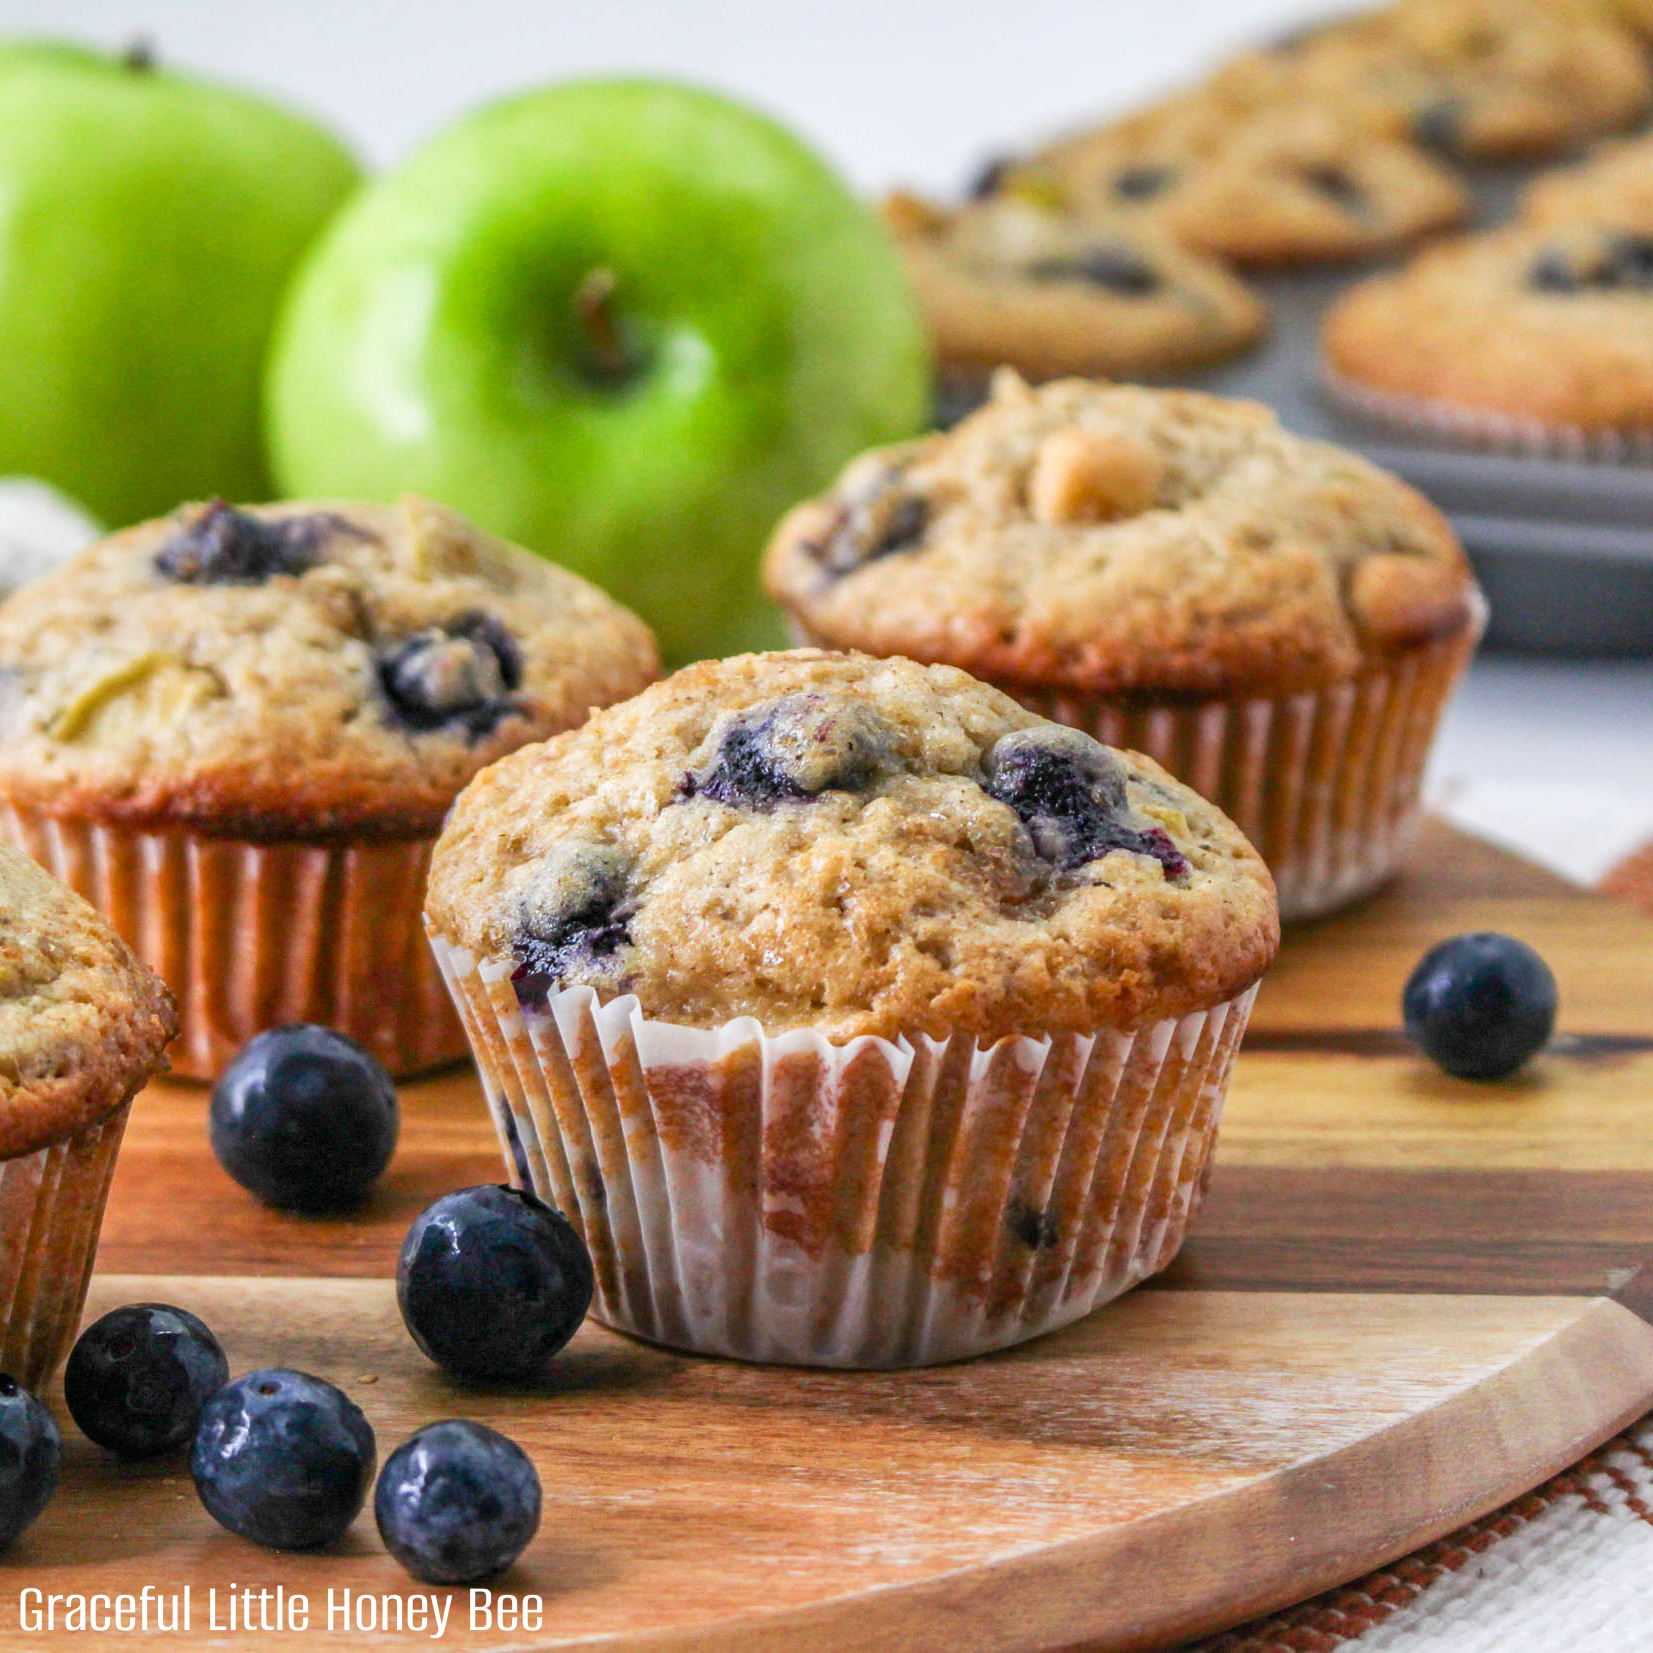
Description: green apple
xmin=0 ymin=40 xmax=360 ymax=526
xmin=266 ymin=79 xmax=930 ymax=663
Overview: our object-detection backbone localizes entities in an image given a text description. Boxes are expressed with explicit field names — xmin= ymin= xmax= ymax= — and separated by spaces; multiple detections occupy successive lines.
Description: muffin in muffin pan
xmin=426 ymin=649 xmax=1277 ymax=1366
xmin=882 ymin=193 xmax=1267 ymax=382
xmin=1325 ymin=221 xmax=1653 ymax=458
xmin=1522 ymin=132 xmax=1653 ymax=235
xmin=766 ymin=374 xmax=1485 ymax=921
xmin=0 ymin=844 xmax=176 ymax=1384
xmin=0 ymin=495 xmax=658 ymax=1076
xmin=1206 ymin=0 xmax=1650 ymax=161
xmin=993 ymin=102 xmax=1469 ymax=269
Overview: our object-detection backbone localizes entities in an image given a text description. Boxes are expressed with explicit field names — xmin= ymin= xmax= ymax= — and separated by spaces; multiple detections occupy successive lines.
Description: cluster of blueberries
xmin=0 ymin=1026 xmax=596 ymax=1582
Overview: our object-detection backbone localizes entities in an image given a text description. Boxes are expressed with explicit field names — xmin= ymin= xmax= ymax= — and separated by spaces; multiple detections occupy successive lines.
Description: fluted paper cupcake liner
xmin=0 ymin=1101 xmax=131 ymax=1388
xmin=1324 ymin=368 xmax=1653 ymax=465
xmin=428 ymin=931 xmax=1256 ymax=1369
xmin=1006 ymin=628 xmax=1480 ymax=923
xmin=1 ymin=807 xmax=463 ymax=1080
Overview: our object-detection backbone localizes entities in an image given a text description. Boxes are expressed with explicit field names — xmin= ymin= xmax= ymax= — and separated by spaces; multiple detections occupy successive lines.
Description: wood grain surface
xmin=10 ymin=820 xmax=1653 ymax=1652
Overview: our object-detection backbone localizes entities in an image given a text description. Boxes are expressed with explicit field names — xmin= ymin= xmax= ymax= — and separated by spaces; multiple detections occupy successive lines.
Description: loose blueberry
xmin=64 ymin=1303 xmax=228 ymax=1458
xmin=1403 ymin=933 xmax=1558 ymax=1080
xmin=376 ymin=611 xmax=522 ymax=741
xmin=0 ymin=1375 xmax=60 ymax=1549
xmin=510 ymin=842 xmax=634 ymax=1008
xmin=1028 ymin=243 xmax=1162 ymax=296
xmin=397 ymin=1186 xmax=594 ymax=1384
xmin=1113 ymin=163 xmax=1176 ymax=201
xmin=681 ymin=694 xmax=892 ymax=809
xmin=191 ymin=1369 xmax=375 ymax=1550
xmin=983 ymin=727 xmax=1189 ymax=877
xmin=209 ymin=1025 xmax=399 ymax=1213
xmin=375 ymin=1420 xmax=541 ymax=1584
xmin=153 ymin=501 xmax=341 ymax=584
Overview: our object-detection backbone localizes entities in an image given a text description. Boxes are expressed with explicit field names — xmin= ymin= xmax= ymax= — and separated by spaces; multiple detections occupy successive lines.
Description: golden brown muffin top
xmin=0 ymin=497 xmax=659 ymax=838
xmin=1522 ymin=132 xmax=1653 ymax=234
xmin=1325 ymin=222 xmax=1653 ymax=433
xmin=0 ymin=844 xmax=177 ymax=1157
xmin=765 ymin=375 xmax=1478 ymax=698
xmin=1001 ymin=102 xmax=1468 ymax=269
xmin=883 ymin=195 xmax=1267 ymax=381
xmin=426 ymin=650 xmax=1279 ymax=1041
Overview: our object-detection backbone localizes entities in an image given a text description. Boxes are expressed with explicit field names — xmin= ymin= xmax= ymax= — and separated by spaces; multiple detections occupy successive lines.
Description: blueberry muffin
xmin=1522 ymin=132 xmax=1653 ymax=234
xmin=765 ymin=373 xmax=1485 ymax=921
xmin=996 ymin=103 xmax=1469 ymax=268
xmin=1 ymin=844 xmax=176 ymax=1385
xmin=1324 ymin=222 xmax=1653 ymax=456
xmin=425 ymin=649 xmax=1277 ymax=1367
xmin=1208 ymin=0 xmax=1650 ymax=161
xmin=0 ymin=495 xmax=659 ymax=1076
xmin=883 ymin=193 xmax=1266 ymax=382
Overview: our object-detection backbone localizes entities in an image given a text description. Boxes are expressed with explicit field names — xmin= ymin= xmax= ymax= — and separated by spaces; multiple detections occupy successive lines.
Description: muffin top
xmin=1325 ymin=222 xmax=1653 ymax=431
xmin=1522 ymin=132 xmax=1653 ymax=233
xmin=765 ymin=375 xmax=1478 ymax=697
xmin=426 ymin=650 xmax=1279 ymax=1041
xmin=995 ymin=104 xmax=1468 ymax=269
xmin=0 ymin=497 xmax=659 ymax=837
xmin=1207 ymin=1 xmax=1649 ymax=160
xmin=0 ymin=844 xmax=177 ymax=1157
xmin=882 ymin=195 xmax=1266 ymax=381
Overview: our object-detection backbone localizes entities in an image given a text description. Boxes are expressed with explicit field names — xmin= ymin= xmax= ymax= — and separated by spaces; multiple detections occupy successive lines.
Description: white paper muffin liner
xmin=0 ymin=1100 xmax=131 ymax=1388
xmin=1005 ymin=627 xmax=1480 ymax=923
xmin=0 ymin=807 xmax=463 ymax=1080
xmin=428 ymin=931 xmax=1257 ymax=1369
xmin=1324 ymin=367 xmax=1653 ymax=465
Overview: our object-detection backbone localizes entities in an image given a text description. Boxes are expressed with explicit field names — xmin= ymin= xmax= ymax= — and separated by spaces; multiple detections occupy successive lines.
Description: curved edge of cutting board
xmin=630 ymin=1295 xmax=1653 ymax=1653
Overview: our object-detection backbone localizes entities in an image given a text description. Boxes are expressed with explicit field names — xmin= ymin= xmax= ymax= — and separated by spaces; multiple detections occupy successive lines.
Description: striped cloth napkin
xmin=1196 ymin=1422 xmax=1653 ymax=1651
xmin=1192 ymin=793 xmax=1653 ymax=1652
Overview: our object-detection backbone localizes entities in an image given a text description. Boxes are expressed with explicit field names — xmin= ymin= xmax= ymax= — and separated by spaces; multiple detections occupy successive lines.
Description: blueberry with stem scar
xmin=64 ymin=1303 xmax=228 ymax=1458
xmin=190 ymin=1370 xmax=375 ymax=1550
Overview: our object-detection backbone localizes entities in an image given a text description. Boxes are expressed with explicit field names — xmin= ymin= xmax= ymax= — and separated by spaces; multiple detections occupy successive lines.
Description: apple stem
xmin=121 ymin=36 xmax=157 ymax=73
xmin=571 ymin=267 xmax=640 ymax=388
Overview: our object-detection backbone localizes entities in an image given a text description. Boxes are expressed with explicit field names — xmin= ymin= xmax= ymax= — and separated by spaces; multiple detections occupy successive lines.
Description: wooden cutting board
xmin=4 ymin=821 xmax=1652 ymax=1653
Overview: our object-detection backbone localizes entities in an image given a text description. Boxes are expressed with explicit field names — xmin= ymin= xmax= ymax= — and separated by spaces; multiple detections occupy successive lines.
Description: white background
xmin=9 ymin=0 xmax=1653 ymax=881
xmin=20 ymin=0 xmax=1332 ymax=190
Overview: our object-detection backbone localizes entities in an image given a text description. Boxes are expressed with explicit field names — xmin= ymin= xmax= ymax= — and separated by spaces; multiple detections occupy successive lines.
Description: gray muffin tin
xmin=1178 ymin=161 xmax=1653 ymax=655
